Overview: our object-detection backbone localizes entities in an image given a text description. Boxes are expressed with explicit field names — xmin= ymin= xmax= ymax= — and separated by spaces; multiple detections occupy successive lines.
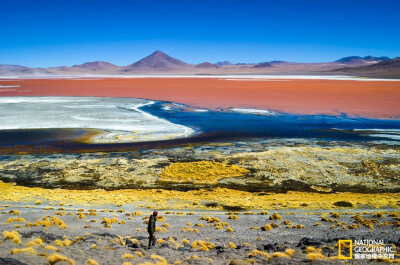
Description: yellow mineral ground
xmin=0 ymin=181 xmax=398 ymax=210
xmin=158 ymin=161 xmax=250 ymax=184
xmin=1 ymin=145 xmax=399 ymax=191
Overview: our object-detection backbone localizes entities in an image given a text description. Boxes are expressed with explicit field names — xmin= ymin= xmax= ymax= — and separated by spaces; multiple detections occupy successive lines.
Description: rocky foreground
xmin=1 ymin=204 xmax=399 ymax=265
xmin=1 ymin=139 xmax=399 ymax=264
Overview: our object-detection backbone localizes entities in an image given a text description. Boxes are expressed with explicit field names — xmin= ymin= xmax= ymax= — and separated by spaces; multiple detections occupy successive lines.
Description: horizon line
xmin=0 ymin=50 xmax=397 ymax=69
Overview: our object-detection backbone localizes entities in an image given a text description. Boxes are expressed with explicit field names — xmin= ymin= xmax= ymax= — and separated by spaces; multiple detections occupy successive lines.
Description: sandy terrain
xmin=0 ymin=77 xmax=400 ymax=118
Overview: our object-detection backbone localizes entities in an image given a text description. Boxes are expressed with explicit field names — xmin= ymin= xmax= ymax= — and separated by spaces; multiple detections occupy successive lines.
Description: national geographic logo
xmin=338 ymin=240 xmax=352 ymax=259
xmin=338 ymin=239 xmax=396 ymax=260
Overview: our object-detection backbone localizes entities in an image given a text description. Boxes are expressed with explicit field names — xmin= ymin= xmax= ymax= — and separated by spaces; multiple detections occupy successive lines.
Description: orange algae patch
xmin=158 ymin=161 xmax=249 ymax=184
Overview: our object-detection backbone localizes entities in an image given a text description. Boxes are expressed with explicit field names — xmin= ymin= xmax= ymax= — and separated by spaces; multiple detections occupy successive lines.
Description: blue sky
xmin=1 ymin=0 xmax=399 ymax=67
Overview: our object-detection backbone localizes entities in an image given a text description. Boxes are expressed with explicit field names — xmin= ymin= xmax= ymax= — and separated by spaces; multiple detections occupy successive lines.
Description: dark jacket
xmin=147 ymin=215 xmax=156 ymax=234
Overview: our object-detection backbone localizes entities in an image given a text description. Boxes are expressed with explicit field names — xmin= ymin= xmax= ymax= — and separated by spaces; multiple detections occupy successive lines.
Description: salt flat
xmin=0 ymin=97 xmax=193 ymax=143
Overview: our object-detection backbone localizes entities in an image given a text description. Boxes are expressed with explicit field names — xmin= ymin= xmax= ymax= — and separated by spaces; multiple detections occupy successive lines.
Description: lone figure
xmin=147 ymin=211 xmax=158 ymax=249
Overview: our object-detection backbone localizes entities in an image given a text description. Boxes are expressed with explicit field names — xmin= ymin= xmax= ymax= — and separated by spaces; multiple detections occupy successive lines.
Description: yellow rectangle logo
xmin=338 ymin=240 xmax=353 ymax=259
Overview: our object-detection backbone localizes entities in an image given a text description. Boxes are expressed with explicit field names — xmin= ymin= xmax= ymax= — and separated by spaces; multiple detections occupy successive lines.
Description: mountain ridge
xmin=336 ymin=56 xmax=391 ymax=64
xmin=72 ymin=61 xmax=119 ymax=71
xmin=1 ymin=51 xmax=398 ymax=78
xmin=331 ymin=57 xmax=400 ymax=78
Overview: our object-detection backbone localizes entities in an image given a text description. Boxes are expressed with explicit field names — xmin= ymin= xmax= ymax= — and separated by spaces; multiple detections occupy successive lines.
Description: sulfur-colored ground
xmin=0 ymin=180 xmax=399 ymax=211
xmin=1 ymin=78 xmax=400 ymax=118
xmin=1 ymin=142 xmax=399 ymax=192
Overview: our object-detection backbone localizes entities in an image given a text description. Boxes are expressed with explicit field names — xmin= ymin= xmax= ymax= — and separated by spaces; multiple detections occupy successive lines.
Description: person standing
xmin=147 ymin=211 xmax=158 ymax=249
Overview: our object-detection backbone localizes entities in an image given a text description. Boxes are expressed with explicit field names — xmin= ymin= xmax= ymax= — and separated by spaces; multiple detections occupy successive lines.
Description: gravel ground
xmin=1 ymin=203 xmax=399 ymax=264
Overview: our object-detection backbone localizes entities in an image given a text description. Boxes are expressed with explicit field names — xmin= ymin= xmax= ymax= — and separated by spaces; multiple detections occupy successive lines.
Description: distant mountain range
xmin=215 ymin=61 xmax=233 ymax=66
xmin=335 ymin=56 xmax=391 ymax=63
xmin=71 ymin=61 xmax=119 ymax=71
xmin=0 ymin=51 xmax=398 ymax=78
xmin=332 ymin=57 xmax=400 ymax=77
xmin=196 ymin=62 xmax=219 ymax=69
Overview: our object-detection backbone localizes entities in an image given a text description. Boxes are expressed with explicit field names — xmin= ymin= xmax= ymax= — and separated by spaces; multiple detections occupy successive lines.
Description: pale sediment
xmin=0 ymin=96 xmax=194 ymax=144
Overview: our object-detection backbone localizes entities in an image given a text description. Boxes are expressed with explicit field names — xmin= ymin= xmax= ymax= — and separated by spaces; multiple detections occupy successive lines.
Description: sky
xmin=0 ymin=0 xmax=399 ymax=67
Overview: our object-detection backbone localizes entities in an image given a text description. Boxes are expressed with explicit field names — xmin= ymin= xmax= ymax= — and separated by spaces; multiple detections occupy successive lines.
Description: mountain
xmin=331 ymin=57 xmax=400 ymax=78
xmin=215 ymin=61 xmax=233 ymax=66
xmin=48 ymin=66 xmax=72 ymax=72
xmin=1 ymin=51 xmax=398 ymax=77
xmin=363 ymin=56 xmax=390 ymax=61
xmin=72 ymin=61 xmax=119 ymax=71
xmin=270 ymin=60 xmax=287 ymax=64
xmin=196 ymin=62 xmax=219 ymax=69
xmin=123 ymin=50 xmax=190 ymax=71
xmin=253 ymin=62 xmax=273 ymax=68
xmin=365 ymin=57 xmax=400 ymax=69
xmin=336 ymin=56 xmax=391 ymax=64
xmin=0 ymin=64 xmax=36 ymax=75
xmin=336 ymin=56 xmax=363 ymax=63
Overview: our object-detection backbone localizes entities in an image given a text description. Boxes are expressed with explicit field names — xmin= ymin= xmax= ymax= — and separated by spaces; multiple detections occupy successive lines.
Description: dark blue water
xmin=1 ymin=100 xmax=400 ymax=154
xmin=142 ymin=102 xmax=400 ymax=142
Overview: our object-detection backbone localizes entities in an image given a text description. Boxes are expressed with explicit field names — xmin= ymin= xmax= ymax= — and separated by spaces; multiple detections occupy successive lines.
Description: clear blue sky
xmin=1 ymin=0 xmax=399 ymax=67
